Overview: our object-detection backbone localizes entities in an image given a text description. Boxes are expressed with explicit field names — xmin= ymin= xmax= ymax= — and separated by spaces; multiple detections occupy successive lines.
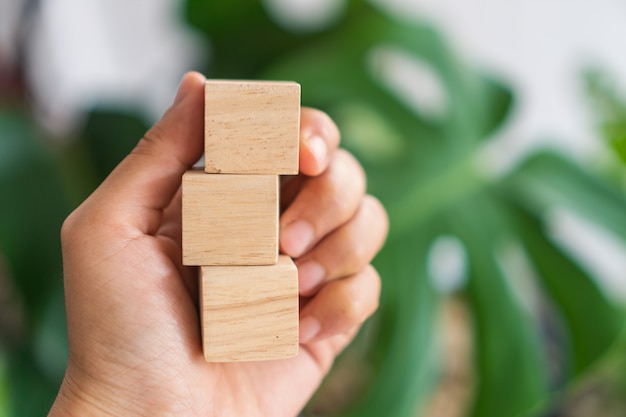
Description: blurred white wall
xmin=23 ymin=0 xmax=206 ymax=135
xmin=382 ymin=0 xmax=626 ymax=161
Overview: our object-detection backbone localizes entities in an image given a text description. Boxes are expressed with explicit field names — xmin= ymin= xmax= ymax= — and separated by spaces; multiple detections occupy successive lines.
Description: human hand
xmin=48 ymin=72 xmax=388 ymax=417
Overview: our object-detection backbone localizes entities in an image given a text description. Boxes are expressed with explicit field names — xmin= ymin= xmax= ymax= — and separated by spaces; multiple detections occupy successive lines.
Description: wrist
xmin=48 ymin=368 xmax=178 ymax=417
xmin=48 ymin=375 xmax=117 ymax=417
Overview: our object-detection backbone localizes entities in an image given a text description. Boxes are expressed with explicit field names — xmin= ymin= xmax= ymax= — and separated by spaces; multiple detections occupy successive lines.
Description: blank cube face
xmin=205 ymin=80 xmax=300 ymax=175
xmin=182 ymin=170 xmax=278 ymax=266
xmin=200 ymin=256 xmax=299 ymax=362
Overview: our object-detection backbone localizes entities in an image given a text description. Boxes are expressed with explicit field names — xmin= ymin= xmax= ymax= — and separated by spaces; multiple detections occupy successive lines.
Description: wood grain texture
xmin=182 ymin=170 xmax=278 ymax=266
xmin=204 ymin=80 xmax=300 ymax=175
xmin=200 ymin=255 xmax=299 ymax=362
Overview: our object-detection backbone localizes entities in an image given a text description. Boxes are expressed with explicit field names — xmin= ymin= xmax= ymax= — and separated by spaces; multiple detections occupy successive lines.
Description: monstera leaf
xmin=183 ymin=0 xmax=626 ymax=416
xmin=257 ymin=3 xmax=624 ymax=417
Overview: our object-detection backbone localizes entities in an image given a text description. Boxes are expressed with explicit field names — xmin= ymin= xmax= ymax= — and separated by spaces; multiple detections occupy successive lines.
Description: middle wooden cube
xmin=182 ymin=170 xmax=278 ymax=266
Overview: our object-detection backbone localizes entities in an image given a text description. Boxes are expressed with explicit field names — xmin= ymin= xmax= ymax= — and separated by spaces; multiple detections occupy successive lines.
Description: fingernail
xmin=306 ymin=135 xmax=327 ymax=165
xmin=297 ymin=261 xmax=325 ymax=294
xmin=280 ymin=220 xmax=314 ymax=258
xmin=299 ymin=316 xmax=321 ymax=344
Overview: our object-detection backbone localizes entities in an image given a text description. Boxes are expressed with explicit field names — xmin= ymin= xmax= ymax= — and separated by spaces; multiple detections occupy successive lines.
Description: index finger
xmin=299 ymin=108 xmax=341 ymax=176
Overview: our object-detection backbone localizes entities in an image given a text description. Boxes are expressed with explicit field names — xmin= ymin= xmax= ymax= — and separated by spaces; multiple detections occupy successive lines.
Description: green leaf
xmin=184 ymin=0 xmax=268 ymax=37
xmin=0 ymin=111 xmax=69 ymax=321
xmin=6 ymin=348 xmax=58 ymax=417
xmin=0 ymin=110 xmax=69 ymax=416
xmin=261 ymin=8 xmax=513 ymax=236
xmin=184 ymin=0 xmax=317 ymax=78
xmin=261 ymin=10 xmax=454 ymax=137
xmin=476 ymin=75 xmax=514 ymax=140
xmin=452 ymin=197 xmax=550 ymax=417
xmin=510 ymin=203 xmax=624 ymax=376
xmin=33 ymin=288 xmax=68 ymax=383
xmin=340 ymin=230 xmax=442 ymax=417
xmin=502 ymin=150 xmax=626 ymax=240
xmin=0 ymin=352 xmax=9 ymax=417
xmin=81 ymin=109 xmax=150 ymax=182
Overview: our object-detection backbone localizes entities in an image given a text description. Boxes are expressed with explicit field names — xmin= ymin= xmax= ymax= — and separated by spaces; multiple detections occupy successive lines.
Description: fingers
xmin=292 ymin=190 xmax=386 ymax=347
xmin=283 ymin=120 xmax=388 ymax=347
xmin=280 ymin=150 xmax=366 ymax=258
xmin=85 ymin=71 xmax=206 ymax=235
xmin=297 ymin=195 xmax=388 ymax=296
xmin=298 ymin=108 xmax=341 ymax=176
xmin=299 ymin=265 xmax=381 ymax=344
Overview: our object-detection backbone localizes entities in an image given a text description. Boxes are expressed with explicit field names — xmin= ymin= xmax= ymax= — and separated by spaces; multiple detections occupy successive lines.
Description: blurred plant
xmin=553 ymin=334 xmax=626 ymax=417
xmin=543 ymin=69 xmax=626 ymax=417
xmin=0 ymin=82 xmax=150 ymax=416
xmin=1 ymin=1 xmax=625 ymax=416
xmin=585 ymin=70 xmax=626 ymax=188
xmin=586 ymin=70 xmax=626 ymax=163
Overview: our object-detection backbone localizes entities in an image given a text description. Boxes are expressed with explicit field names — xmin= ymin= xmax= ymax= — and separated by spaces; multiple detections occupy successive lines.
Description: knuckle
xmin=363 ymin=195 xmax=389 ymax=238
xmin=363 ymin=194 xmax=387 ymax=221
xmin=131 ymin=124 xmax=166 ymax=159
xmin=334 ymin=150 xmax=366 ymax=191
xmin=348 ymin=205 xmax=382 ymax=264
xmin=347 ymin=237 xmax=369 ymax=271
xmin=324 ymin=186 xmax=352 ymax=222
xmin=338 ymin=283 xmax=364 ymax=325
xmin=338 ymin=268 xmax=379 ymax=325
xmin=143 ymin=123 xmax=167 ymax=147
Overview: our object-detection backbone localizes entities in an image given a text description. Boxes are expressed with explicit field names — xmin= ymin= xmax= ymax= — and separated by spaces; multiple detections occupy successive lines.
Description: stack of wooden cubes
xmin=182 ymin=80 xmax=301 ymax=362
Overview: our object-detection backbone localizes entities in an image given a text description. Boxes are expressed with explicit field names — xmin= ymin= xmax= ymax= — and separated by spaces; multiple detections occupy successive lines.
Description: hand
xmin=48 ymin=72 xmax=388 ymax=417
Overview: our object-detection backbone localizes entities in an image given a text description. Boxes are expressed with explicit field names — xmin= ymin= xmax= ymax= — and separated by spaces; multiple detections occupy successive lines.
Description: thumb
xmin=90 ymin=71 xmax=206 ymax=234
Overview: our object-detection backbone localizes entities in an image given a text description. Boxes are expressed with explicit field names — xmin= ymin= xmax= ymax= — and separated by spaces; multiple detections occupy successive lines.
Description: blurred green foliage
xmin=1 ymin=1 xmax=625 ymax=416
xmin=553 ymin=69 xmax=626 ymax=417
xmin=0 ymin=104 xmax=149 ymax=415
xmin=586 ymin=71 xmax=626 ymax=166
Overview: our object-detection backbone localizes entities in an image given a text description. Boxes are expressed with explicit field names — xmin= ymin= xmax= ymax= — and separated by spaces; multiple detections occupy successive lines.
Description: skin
xmin=48 ymin=72 xmax=388 ymax=417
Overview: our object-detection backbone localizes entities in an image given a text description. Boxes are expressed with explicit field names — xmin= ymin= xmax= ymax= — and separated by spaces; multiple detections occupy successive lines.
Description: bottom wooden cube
xmin=200 ymin=255 xmax=299 ymax=362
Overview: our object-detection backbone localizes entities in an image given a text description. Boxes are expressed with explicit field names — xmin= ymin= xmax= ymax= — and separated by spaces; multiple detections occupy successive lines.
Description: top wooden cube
xmin=204 ymin=80 xmax=300 ymax=175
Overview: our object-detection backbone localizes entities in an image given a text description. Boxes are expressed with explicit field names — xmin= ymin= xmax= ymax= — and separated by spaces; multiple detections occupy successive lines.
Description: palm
xmin=74 ymin=209 xmax=346 ymax=417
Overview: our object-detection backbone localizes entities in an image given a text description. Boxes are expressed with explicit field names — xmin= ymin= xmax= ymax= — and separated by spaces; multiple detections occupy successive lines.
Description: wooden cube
xmin=200 ymin=255 xmax=299 ymax=362
xmin=182 ymin=170 xmax=278 ymax=266
xmin=204 ymin=80 xmax=300 ymax=175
